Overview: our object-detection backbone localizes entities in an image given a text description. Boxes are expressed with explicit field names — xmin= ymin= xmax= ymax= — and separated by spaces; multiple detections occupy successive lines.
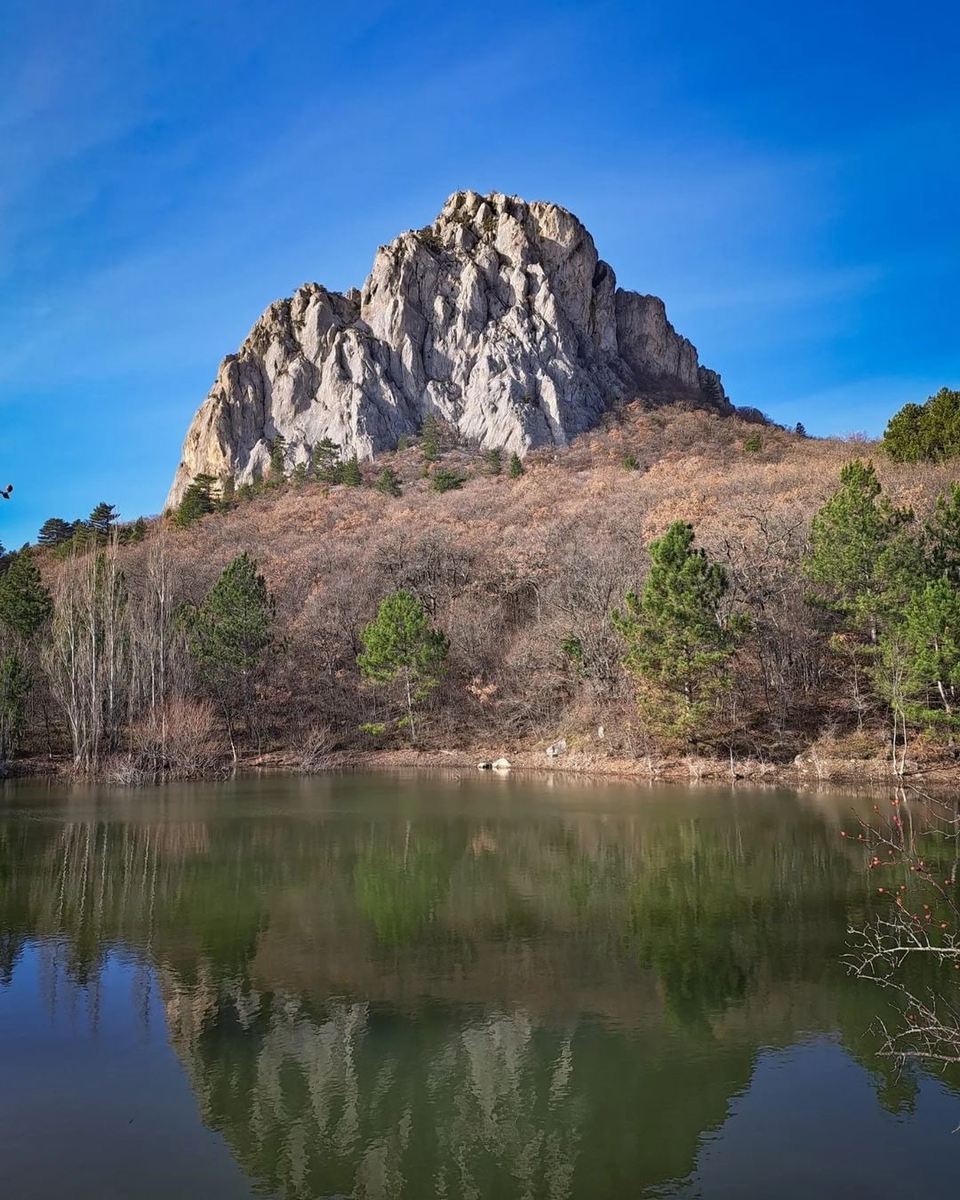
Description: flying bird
xmin=0 ymin=485 xmax=12 ymax=500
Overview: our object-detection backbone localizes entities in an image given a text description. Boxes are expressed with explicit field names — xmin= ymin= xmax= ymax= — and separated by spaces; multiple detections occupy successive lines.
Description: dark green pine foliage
xmin=0 ymin=551 xmax=52 ymax=642
xmin=340 ymin=456 xmax=363 ymax=486
xmin=924 ymin=483 xmax=960 ymax=586
xmin=375 ymin=467 xmax=402 ymax=497
xmin=487 ymin=448 xmax=502 ymax=476
xmin=183 ymin=552 xmax=275 ymax=761
xmin=88 ymin=502 xmax=118 ymax=539
xmin=358 ymin=589 xmax=449 ymax=743
xmin=0 ymin=651 xmax=30 ymax=760
xmin=805 ymin=461 xmax=915 ymax=642
xmin=420 ymin=415 xmax=440 ymax=463
xmin=129 ymin=517 xmax=147 ymax=543
xmin=882 ymin=388 xmax=960 ymax=462
xmin=613 ymin=521 xmax=744 ymax=745
xmin=311 ymin=438 xmax=342 ymax=483
xmin=37 ymin=518 xmax=74 ymax=547
xmin=895 ymin=579 xmax=960 ymax=726
xmin=0 ymin=549 xmax=50 ymax=761
xmin=430 ymin=468 xmax=465 ymax=493
xmin=268 ymin=434 xmax=287 ymax=479
xmin=175 ymin=474 xmax=217 ymax=528
xmin=508 ymin=453 xmax=524 ymax=478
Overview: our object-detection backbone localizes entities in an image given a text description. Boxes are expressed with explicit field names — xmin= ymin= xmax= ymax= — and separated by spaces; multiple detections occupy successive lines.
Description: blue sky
xmin=1 ymin=0 xmax=958 ymax=547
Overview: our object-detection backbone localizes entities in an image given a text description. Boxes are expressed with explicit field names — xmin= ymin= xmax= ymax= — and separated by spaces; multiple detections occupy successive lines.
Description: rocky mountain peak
xmin=166 ymin=191 xmax=730 ymax=506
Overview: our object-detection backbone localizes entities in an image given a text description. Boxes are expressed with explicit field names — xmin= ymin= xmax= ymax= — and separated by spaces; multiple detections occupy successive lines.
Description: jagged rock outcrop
xmin=166 ymin=190 xmax=730 ymax=506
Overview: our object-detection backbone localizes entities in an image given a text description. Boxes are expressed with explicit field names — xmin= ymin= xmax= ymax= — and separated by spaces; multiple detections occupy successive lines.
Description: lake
xmin=0 ymin=771 xmax=957 ymax=1198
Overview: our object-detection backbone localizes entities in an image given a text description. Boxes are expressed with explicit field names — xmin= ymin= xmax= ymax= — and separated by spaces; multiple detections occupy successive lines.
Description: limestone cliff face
xmin=166 ymin=191 xmax=729 ymax=506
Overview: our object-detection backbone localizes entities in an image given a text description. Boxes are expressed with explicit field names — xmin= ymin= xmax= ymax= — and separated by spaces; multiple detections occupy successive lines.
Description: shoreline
xmin=6 ymin=745 xmax=957 ymax=794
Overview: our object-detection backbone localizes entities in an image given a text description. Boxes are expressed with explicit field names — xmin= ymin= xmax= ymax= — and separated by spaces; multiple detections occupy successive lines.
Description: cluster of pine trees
xmin=173 ymin=418 xmax=526 ymax=526
xmin=32 ymin=503 xmax=146 ymax=554
xmin=610 ymin=460 xmax=960 ymax=764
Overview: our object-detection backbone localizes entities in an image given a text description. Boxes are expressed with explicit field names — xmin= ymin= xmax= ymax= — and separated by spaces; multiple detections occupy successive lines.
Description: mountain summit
xmin=166 ymin=191 xmax=730 ymax=506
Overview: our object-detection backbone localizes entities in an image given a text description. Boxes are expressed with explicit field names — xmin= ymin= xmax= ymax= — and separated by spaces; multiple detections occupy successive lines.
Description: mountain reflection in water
xmin=0 ymin=772 xmax=957 ymax=1199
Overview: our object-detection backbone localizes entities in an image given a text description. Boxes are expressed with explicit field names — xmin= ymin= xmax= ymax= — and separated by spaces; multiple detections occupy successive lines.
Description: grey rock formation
xmin=167 ymin=191 xmax=730 ymax=506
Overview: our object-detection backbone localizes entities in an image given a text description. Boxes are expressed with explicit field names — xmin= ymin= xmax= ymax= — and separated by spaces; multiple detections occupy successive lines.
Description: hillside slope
xmin=146 ymin=404 xmax=957 ymax=781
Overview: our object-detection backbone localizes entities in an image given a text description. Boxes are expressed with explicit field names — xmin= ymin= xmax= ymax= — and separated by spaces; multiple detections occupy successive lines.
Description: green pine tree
xmin=37 ymin=517 xmax=74 ymax=548
xmin=183 ymin=552 xmax=275 ymax=762
xmin=129 ymin=517 xmax=147 ymax=543
xmin=924 ymin=482 xmax=960 ymax=586
xmin=268 ymin=434 xmax=287 ymax=479
xmin=805 ymin=461 xmax=915 ymax=642
xmin=358 ymin=590 xmax=449 ymax=743
xmin=0 ymin=652 xmax=30 ymax=762
xmin=311 ymin=438 xmax=342 ymax=483
xmin=613 ymin=521 xmax=745 ymax=746
xmin=487 ymin=448 xmax=502 ymax=476
xmin=882 ymin=388 xmax=960 ymax=463
xmin=508 ymin=452 xmax=524 ymax=478
xmin=220 ymin=475 xmax=236 ymax=507
xmin=430 ymin=468 xmax=465 ymax=493
xmin=88 ymin=502 xmax=118 ymax=539
xmin=0 ymin=550 xmax=52 ymax=642
xmin=396 ymin=433 xmax=410 ymax=452
xmin=420 ymin=415 xmax=440 ymax=463
xmin=341 ymin=456 xmax=363 ymax=486
xmin=375 ymin=466 xmax=402 ymax=497
xmin=175 ymin=474 xmax=217 ymax=528
xmin=889 ymin=578 xmax=960 ymax=726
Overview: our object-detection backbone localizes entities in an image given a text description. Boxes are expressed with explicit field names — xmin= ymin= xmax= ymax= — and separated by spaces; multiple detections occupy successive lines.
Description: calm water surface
xmin=0 ymin=772 xmax=957 ymax=1198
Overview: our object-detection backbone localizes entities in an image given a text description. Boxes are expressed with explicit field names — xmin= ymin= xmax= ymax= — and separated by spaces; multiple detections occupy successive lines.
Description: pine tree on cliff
xmin=420 ymin=415 xmax=440 ymax=463
xmin=269 ymin=434 xmax=287 ymax=480
xmin=311 ymin=438 xmax=342 ymax=483
xmin=375 ymin=467 xmax=402 ymax=497
xmin=175 ymin=475 xmax=217 ymax=528
xmin=341 ymin=456 xmax=363 ymax=486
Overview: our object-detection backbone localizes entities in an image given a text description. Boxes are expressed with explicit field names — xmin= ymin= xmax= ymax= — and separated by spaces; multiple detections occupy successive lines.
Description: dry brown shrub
xmin=130 ymin=698 xmax=224 ymax=777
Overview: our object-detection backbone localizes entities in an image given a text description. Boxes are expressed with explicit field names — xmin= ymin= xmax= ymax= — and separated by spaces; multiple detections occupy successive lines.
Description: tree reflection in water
xmin=0 ymin=776 xmax=958 ymax=1199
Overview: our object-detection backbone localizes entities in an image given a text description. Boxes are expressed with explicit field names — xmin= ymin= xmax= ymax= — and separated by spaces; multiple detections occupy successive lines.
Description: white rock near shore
xmin=166 ymin=190 xmax=730 ymax=507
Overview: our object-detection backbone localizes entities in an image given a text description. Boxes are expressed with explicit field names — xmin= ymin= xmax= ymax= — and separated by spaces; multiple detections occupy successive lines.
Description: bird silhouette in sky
xmin=0 ymin=485 xmax=12 ymax=500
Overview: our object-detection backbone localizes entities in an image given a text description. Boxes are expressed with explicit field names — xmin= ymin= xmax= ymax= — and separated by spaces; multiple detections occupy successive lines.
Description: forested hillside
xmin=3 ymin=395 xmax=960 ymax=783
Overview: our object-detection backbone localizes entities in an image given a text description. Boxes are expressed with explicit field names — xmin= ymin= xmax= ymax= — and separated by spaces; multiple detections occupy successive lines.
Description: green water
xmin=0 ymin=772 xmax=957 ymax=1198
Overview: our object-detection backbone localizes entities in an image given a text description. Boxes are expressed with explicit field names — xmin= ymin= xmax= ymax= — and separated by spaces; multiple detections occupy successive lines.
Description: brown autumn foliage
xmin=20 ymin=402 xmax=960 ymax=776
